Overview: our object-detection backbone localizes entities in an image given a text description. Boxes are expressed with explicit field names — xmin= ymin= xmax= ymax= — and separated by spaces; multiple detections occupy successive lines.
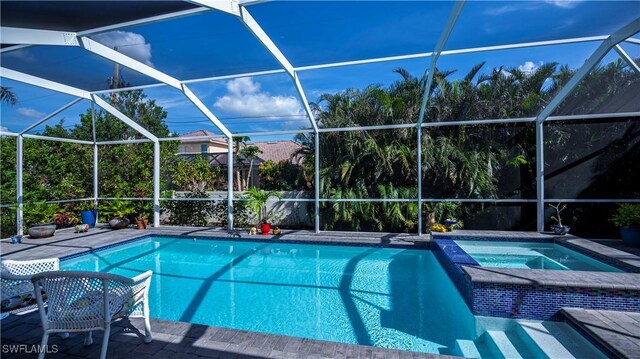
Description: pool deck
xmin=2 ymin=226 xmax=640 ymax=358
xmin=562 ymin=308 xmax=640 ymax=359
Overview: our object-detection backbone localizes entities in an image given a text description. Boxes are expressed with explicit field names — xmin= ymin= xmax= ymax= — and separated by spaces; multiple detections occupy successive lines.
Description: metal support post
xmin=16 ymin=135 xmax=23 ymax=235
xmin=153 ymin=141 xmax=161 ymax=227
xmin=91 ymin=103 xmax=98 ymax=220
xmin=228 ymin=138 xmax=234 ymax=231
xmin=417 ymin=129 xmax=423 ymax=236
xmin=536 ymin=121 xmax=545 ymax=232
xmin=314 ymin=132 xmax=320 ymax=233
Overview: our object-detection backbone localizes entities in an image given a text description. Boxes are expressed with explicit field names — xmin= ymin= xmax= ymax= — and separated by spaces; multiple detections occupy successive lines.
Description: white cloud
xmin=91 ymin=31 xmax=153 ymax=66
xmin=17 ymin=107 xmax=45 ymax=118
xmin=544 ymin=1 xmax=583 ymax=9
xmin=518 ymin=61 xmax=543 ymax=75
xmin=0 ymin=126 xmax=9 ymax=133
xmin=214 ymin=78 xmax=303 ymax=118
xmin=484 ymin=1 xmax=581 ymax=16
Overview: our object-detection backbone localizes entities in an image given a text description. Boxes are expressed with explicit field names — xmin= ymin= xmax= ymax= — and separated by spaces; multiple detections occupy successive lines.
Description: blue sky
xmin=1 ymin=1 xmax=638 ymax=138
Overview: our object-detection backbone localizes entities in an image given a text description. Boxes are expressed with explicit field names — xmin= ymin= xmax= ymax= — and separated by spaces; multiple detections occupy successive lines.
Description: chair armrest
xmin=0 ymin=272 xmax=33 ymax=281
xmin=2 ymin=258 xmax=59 ymax=276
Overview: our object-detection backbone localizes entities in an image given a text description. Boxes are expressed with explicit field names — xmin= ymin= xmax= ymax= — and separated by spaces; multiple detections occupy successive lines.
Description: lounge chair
xmin=31 ymin=270 xmax=153 ymax=359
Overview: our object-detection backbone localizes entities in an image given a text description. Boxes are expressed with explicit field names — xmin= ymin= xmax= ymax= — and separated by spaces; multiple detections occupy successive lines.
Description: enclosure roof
xmin=1 ymin=1 xmax=639 ymax=137
xmin=0 ymin=1 xmax=201 ymax=37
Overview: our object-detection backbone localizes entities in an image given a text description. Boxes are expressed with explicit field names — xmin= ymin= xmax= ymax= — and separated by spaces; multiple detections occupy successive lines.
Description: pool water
xmin=454 ymin=241 xmax=622 ymax=272
xmin=61 ymin=236 xmax=476 ymax=354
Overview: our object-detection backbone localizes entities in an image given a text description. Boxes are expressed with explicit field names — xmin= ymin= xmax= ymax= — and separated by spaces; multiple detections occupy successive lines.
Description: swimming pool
xmin=60 ymin=235 xmax=607 ymax=357
xmin=61 ymin=236 xmax=476 ymax=354
xmin=454 ymin=240 xmax=622 ymax=272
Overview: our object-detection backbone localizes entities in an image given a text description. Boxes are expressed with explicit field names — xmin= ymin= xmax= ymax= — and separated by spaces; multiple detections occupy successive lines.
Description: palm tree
xmin=1 ymin=86 xmax=17 ymax=106
xmin=241 ymin=144 xmax=262 ymax=189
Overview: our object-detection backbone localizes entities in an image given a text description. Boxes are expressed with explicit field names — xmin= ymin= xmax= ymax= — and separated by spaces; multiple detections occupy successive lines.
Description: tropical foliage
xmin=296 ymin=59 xmax=639 ymax=233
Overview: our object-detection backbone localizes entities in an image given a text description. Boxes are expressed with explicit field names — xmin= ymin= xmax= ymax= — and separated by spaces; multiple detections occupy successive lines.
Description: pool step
xmin=483 ymin=331 xmax=524 ymax=359
xmin=454 ymin=339 xmax=481 ymax=358
xmin=515 ymin=321 xmax=607 ymax=359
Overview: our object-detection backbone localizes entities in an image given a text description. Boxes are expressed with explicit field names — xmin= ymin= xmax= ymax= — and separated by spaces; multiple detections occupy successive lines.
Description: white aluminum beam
xmin=186 ymin=0 xmax=241 ymax=16
xmin=98 ymin=139 xmax=154 ymax=145
xmin=418 ymin=0 xmax=465 ymax=125
xmin=22 ymin=134 xmax=93 ymax=145
xmin=78 ymin=36 xmax=233 ymax=138
xmin=0 ymin=131 xmax=19 ymax=137
xmin=295 ymin=36 xmax=608 ymax=72
xmin=80 ymin=37 xmax=183 ymax=89
xmin=1 ymin=27 xmax=78 ymax=46
xmin=181 ymin=85 xmax=233 ymax=138
xmin=614 ymin=44 xmax=640 ymax=74
xmin=535 ymin=19 xmax=640 ymax=125
xmin=86 ymin=35 xmax=608 ymax=96
xmin=1 ymin=67 xmax=91 ymax=99
xmin=534 ymin=18 xmax=640 ymax=232
xmin=19 ymin=98 xmax=83 ymax=135
xmin=625 ymin=38 xmax=640 ymax=45
xmin=235 ymin=6 xmax=318 ymax=131
xmin=91 ymin=95 xmax=158 ymax=141
xmin=237 ymin=7 xmax=293 ymax=75
xmin=416 ymin=0 xmax=465 ymax=236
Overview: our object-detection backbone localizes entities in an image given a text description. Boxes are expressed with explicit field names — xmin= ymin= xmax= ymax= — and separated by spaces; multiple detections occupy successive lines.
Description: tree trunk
xmin=235 ymin=168 xmax=242 ymax=191
xmin=246 ymin=159 xmax=254 ymax=189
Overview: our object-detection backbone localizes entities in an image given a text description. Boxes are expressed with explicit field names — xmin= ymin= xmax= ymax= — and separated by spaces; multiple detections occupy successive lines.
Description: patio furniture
xmin=1 ymin=258 xmax=59 ymax=316
xmin=31 ymin=270 xmax=153 ymax=359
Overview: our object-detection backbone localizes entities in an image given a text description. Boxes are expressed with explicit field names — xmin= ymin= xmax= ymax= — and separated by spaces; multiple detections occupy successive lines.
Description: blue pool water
xmin=61 ymin=236 xmax=476 ymax=354
xmin=454 ymin=241 xmax=622 ymax=272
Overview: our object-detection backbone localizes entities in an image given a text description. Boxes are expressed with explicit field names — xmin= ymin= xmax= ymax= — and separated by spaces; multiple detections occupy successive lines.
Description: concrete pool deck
xmin=2 ymin=226 xmax=639 ymax=358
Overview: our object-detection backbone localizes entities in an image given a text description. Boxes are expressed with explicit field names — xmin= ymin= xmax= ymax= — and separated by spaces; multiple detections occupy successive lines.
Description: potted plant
xmin=23 ymin=201 xmax=58 ymax=238
xmin=244 ymin=187 xmax=283 ymax=235
xmin=135 ymin=200 xmax=151 ymax=230
xmin=434 ymin=201 xmax=462 ymax=231
xmin=104 ymin=198 xmax=134 ymax=230
xmin=136 ymin=213 xmax=149 ymax=230
xmin=549 ymin=202 xmax=570 ymax=235
xmin=611 ymin=204 xmax=640 ymax=246
xmin=53 ymin=210 xmax=80 ymax=229
xmin=78 ymin=201 xmax=98 ymax=228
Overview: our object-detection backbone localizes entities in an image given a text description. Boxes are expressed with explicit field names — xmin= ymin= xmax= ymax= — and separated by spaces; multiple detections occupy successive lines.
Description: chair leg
xmin=38 ymin=333 xmax=49 ymax=359
xmin=143 ymin=313 xmax=153 ymax=343
xmin=100 ymin=324 xmax=111 ymax=359
xmin=83 ymin=331 xmax=93 ymax=346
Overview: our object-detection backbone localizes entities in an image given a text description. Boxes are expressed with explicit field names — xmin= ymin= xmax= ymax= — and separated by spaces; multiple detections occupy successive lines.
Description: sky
xmin=1 ymin=0 xmax=639 ymax=139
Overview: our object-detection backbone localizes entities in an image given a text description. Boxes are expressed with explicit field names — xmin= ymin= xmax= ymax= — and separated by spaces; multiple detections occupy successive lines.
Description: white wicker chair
xmin=31 ymin=270 xmax=153 ymax=359
xmin=1 ymin=258 xmax=60 ymax=314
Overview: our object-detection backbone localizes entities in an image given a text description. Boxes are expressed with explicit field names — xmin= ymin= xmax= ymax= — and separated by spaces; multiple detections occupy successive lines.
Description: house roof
xmin=252 ymin=141 xmax=304 ymax=165
xmin=180 ymin=130 xmax=227 ymax=145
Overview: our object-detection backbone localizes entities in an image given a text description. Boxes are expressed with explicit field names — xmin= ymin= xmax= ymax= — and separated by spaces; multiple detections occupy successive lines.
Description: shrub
xmin=610 ymin=204 xmax=640 ymax=228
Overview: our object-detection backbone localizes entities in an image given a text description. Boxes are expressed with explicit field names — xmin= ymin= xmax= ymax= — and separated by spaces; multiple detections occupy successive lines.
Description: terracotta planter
xmin=28 ymin=224 xmax=56 ymax=239
xmin=108 ymin=217 xmax=130 ymax=230
xmin=136 ymin=220 xmax=147 ymax=230
xmin=260 ymin=223 xmax=271 ymax=235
